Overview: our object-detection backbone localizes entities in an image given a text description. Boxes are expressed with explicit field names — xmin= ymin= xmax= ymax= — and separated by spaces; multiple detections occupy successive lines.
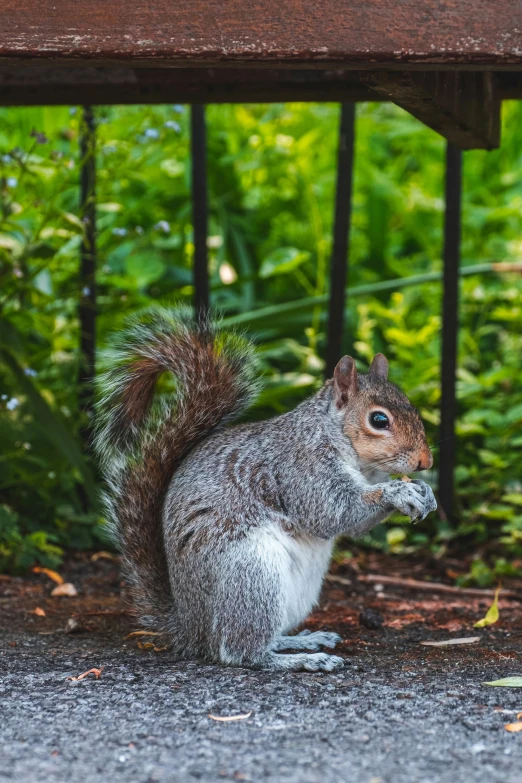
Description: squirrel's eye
xmin=369 ymin=411 xmax=389 ymax=430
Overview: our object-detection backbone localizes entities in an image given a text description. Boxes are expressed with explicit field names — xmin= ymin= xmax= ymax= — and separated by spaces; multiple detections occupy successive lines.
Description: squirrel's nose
xmin=416 ymin=450 xmax=433 ymax=471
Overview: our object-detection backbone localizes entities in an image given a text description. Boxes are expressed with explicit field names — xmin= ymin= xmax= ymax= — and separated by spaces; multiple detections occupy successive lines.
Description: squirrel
xmin=94 ymin=307 xmax=437 ymax=673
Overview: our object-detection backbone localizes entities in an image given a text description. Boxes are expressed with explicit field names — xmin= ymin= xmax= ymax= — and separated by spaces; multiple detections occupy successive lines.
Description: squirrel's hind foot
xmin=259 ymin=651 xmax=345 ymax=672
xmin=271 ymin=630 xmax=342 ymax=652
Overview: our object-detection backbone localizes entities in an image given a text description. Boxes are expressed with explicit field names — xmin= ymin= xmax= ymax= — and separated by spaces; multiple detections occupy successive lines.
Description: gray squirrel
xmin=94 ymin=308 xmax=437 ymax=672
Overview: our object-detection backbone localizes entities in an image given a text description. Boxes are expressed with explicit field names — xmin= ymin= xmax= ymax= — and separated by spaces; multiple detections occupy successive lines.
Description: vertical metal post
xmin=326 ymin=103 xmax=356 ymax=377
xmin=190 ymin=104 xmax=209 ymax=318
xmin=78 ymin=105 xmax=96 ymax=428
xmin=439 ymin=142 xmax=462 ymax=520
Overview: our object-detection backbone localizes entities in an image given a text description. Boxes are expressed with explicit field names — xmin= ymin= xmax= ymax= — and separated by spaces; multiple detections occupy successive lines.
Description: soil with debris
xmin=1 ymin=552 xmax=522 ymax=783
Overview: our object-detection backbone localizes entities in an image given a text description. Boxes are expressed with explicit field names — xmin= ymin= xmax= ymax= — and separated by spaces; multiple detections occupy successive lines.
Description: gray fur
xmin=271 ymin=631 xmax=343 ymax=651
xmin=95 ymin=309 xmax=437 ymax=673
xmin=162 ymin=385 xmax=436 ymax=671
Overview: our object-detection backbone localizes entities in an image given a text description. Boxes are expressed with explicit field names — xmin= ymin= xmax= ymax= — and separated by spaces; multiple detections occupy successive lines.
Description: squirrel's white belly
xmin=254 ymin=526 xmax=334 ymax=634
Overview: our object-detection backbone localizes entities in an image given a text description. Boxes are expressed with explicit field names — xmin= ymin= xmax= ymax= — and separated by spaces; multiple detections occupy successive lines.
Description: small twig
xmin=357 ymin=574 xmax=520 ymax=599
xmin=327 ymin=575 xmax=352 ymax=586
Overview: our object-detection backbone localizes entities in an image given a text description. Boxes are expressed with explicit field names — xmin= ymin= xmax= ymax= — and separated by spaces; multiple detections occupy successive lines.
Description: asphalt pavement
xmin=2 ymin=622 xmax=522 ymax=782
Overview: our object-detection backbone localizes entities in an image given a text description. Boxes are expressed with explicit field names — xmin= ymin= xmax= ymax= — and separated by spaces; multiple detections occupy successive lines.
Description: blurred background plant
xmin=1 ymin=102 xmax=521 ymax=581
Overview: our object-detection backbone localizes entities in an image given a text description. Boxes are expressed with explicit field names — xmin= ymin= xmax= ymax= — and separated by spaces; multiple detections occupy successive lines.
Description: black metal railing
xmin=78 ymin=105 xmax=97 ymax=432
xmin=191 ymin=105 xmax=210 ymax=319
xmin=77 ymin=103 xmax=461 ymax=519
xmin=439 ymin=144 xmax=462 ymax=519
xmin=325 ymin=102 xmax=356 ymax=378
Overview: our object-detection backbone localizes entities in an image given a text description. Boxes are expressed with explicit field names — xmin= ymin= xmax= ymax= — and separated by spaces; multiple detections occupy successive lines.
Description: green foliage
xmin=0 ymin=505 xmax=63 ymax=572
xmin=1 ymin=101 xmax=522 ymax=577
xmin=457 ymin=557 xmax=521 ymax=588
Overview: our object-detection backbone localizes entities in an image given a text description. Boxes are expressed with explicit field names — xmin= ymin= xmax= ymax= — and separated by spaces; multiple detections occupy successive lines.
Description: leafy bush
xmin=1 ymin=101 xmax=522 ymax=578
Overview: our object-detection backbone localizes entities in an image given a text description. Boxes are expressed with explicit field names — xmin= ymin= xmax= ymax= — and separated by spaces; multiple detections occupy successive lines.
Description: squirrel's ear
xmin=333 ymin=356 xmax=358 ymax=408
xmin=369 ymin=353 xmax=389 ymax=381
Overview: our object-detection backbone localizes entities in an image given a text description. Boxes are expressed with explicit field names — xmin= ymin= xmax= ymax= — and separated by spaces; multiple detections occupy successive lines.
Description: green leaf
xmin=25 ymin=241 xmax=56 ymax=260
xmin=97 ymin=202 xmax=123 ymax=213
xmin=125 ymin=252 xmax=166 ymax=286
xmin=482 ymin=677 xmax=522 ymax=687
xmin=1 ymin=345 xmax=98 ymax=509
xmin=55 ymin=235 xmax=82 ymax=258
xmin=505 ymin=403 xmax=522 ymax=424
xmin=228 ymin=219 xmax=255 ymax=311
xmin=259 ymin=247 xmax=311 ymax=279
xmin=33 ymin=268 xmax=53 ymax=295
xmin=477 ymin=449 xmax=508 ymax=469
xmin=474 ymin=586 xmax=501 ymax=628
xmin=0 ymin=234 xmax=24 ymax=256
xmin=160 ymin=159 xmax=185 ymax=178
xmin=502 ymin=493 xmax=522 ymax=507
xmin=386 ymin=527 xmax=407 ymax=548
xmin=61 ymin=211 xmax=85 ymax=232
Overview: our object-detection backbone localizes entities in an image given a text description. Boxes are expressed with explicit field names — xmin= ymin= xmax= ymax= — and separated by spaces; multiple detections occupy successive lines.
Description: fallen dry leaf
xmin=125 ymin=630 xmax=161 ymax=639
xmin=505 ymin=722 xmax=522 ymax=733
xmin=446 ymin=568 xmax=464 ymax=580
xmin=90 ymin=551 xmax=118 ymax=562
xmin=208 ymin=712 xmax=252 ymax=722
xmin=32 ymin=567 xmax=64 ymax=585
xmin=483 ymin=677 xmax=522 ymax=687
xmin=474 ymin=586 xmax=501 ymax=628
xmin=137 ymin=641 xmax=168 ymax=652
xmin=435 ymin=620 xmax=466 ymax=633
xmin=387 ymin=613 xmax=425 ymax=629
xmin=31 ymin=607 xmax=46 ymax=617
xmin=421 ymin=637 xmax=480 ymax=647
xmin=66 ymin=667 xmax=103 ymax=682
xmin=51 ymin=582 xmax=77 ymax=597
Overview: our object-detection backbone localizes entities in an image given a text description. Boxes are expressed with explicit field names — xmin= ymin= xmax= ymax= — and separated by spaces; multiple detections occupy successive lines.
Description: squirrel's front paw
xmin=385 ymin=479 xmax=437 ymax=521
xmin=411 ymin=479 xmax=437 ymax=519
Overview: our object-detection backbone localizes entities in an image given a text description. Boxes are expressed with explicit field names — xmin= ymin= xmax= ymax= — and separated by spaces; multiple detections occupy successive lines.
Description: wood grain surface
xmin=2 ymin=0 xmax=522 ymax=68
xmin=0 ymin=66 xmax=375 ymax=105
xmin=362 ymin=71 xmax=501 ymax=148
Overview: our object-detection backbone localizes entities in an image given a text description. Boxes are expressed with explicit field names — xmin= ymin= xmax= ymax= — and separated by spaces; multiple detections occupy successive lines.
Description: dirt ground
xmin=1 ymin=551 xmax=522 ymax=783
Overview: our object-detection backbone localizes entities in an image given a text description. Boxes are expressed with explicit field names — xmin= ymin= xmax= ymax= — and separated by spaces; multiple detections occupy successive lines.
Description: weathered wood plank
xmin=2 ymin=1 xmax=522 ymax=68
xmin=0 ymin=66 xmax=375 ymax=106
xmin=0 ymin=64 xmax=519 ymax=112
xmin=497 ymin=72 xmax=522 ymax=99
xmin=360 ymin=71 xmax=501 ymax=149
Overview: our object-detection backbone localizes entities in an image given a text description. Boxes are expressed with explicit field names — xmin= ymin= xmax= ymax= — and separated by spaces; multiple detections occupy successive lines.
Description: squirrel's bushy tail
xmin=94 ymin=308 xmax=259 ymax=633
